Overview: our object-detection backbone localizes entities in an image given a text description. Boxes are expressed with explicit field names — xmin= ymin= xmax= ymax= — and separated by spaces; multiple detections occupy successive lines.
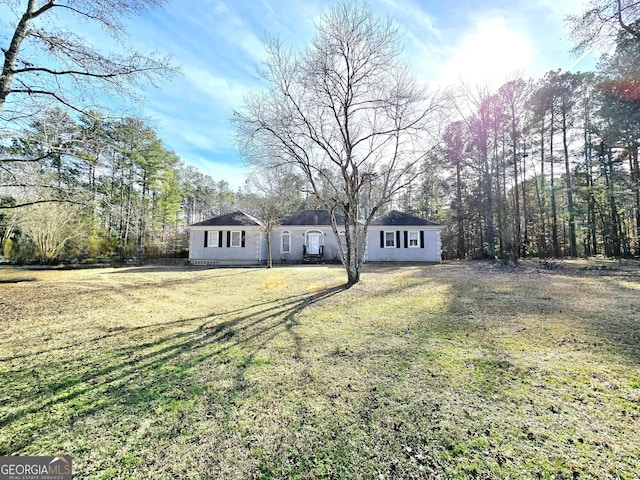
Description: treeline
xmin=3 ymin=2 xmax=640 ymax=264
xmin=0 ymin=110 xmax=237 ymax=263
xmin=409 ymin=30 xmax=640 ymax=261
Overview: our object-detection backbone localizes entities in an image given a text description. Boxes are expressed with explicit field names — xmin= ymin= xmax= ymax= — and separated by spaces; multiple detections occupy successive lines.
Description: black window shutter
xmin=241 ymin=231 xmax=246 ymax=248
xmin=404 ymin=231 xmax=408 ymax=248
xmin=227 ymin=231 xmax=231 ymax=248
xmin=218 ymin=231 xmax=223 ymax=247
xmin=204 ymin=231 xmax=208 ymax=247
xmin=380 ymin=231 xmax=384 ymax=248
xmin=420 ymin=231 xmax=425 ymax=248
xmin=396 ymin=231 xmax=401 ymax=248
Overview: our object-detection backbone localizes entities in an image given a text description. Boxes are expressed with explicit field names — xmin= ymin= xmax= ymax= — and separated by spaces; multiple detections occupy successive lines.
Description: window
xmin=408 ymin=231 xmax=419 ymax=248
xmin=281 ymin=231 xmax=290 ymax=253
xmin=384 ymin=231 xmax=396 ymax=248
xmin=230 ymin=231 xmax=242 ymax=247
xmin=205 ymin=231 xmax=219 ymax=248
xmin=339 ymin=231 xmax=347 ymax=249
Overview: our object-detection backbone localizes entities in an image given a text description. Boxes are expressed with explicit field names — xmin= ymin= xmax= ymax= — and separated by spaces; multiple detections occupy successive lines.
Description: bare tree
xmin=442 ymin=120 xmax=469 ymax=259
xmin=0 ymin=0 xmax=174 ymax=125
xmin=234 ymin=1 xmax=442 ymax=285
xmin=454 ymin=83 xmax=499 ymax=259
xmin=14 ymin=197 xmax=88 ymax=261
xmin=567 ymin=0 xmax=640 ymax=54
xmin=239 ymin=167 xmax=304 ymax=268
xmin=497 ymin=78 xmax=533 ymax=262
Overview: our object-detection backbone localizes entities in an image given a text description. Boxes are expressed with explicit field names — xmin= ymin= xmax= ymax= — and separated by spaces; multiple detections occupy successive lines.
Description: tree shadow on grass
xmin=412 ymin=264 xmax=640 ymax=477
xmin=451 ymin=266 xmax=640 ymax=363
xmin=3 ymin=263 xmax=636 ymax=477
xmin=300 ymin=263 xmax=640 ymax=479
xmin=0 ymin=283 xmax=347 ymax=462
xmin=0 ymin=291 xmax=310 ymax=363
xmin=0 ymin=278 xmax=37 ymax=284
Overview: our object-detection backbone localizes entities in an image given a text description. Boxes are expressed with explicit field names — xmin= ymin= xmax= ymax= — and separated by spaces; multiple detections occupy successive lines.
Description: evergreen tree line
xmin=0 ymin=110 xmax=237 ymax=263
xmin=3 ymin=4 xmax=640 ymax=265
xmin=409 ymin=31 xmax=640 ymax=261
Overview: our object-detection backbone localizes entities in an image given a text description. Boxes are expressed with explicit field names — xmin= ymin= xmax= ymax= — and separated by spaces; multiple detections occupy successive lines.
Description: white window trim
xmin=408 ymin=231 xmax=419 ymax=248
xmin=207 ymin=230 xmax=219 ymax=248
xmin=281 ymin=231 xmax=291 ymax=253
xmin=384 ymin=231 xmax=396 ymax=248
xmin=230 ymin=230 xmax=242 ymax=248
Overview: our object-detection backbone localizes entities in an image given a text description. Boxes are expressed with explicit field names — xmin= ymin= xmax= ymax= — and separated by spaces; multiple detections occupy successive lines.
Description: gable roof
xmin=371 ymin=210 xmax=442 ymax=227
xmin=191 ymin=209 xmax=440 ymax=229
xmin=280 ymin=209 xmax=344 ymax=226
xmin=190 ymin=210 xmax=262 ymax=227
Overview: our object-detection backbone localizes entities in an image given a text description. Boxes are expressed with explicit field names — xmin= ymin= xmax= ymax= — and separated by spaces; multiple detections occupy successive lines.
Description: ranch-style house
xmin=188 ymin=209 xmax=443 ymax=266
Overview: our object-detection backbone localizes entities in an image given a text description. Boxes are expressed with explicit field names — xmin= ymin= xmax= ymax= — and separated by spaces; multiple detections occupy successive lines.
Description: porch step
xmin=302 ymin=254 xmax=323 ymax=264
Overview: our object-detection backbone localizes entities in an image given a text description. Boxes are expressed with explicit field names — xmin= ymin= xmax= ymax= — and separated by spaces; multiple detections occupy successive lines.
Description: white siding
xmin=188 ymin=228 xmax=264 ymax=265
xmin=272 ymin=227 xmax=342 ymax=263
xmin=365 ymin=227 xmax=442 ymax=262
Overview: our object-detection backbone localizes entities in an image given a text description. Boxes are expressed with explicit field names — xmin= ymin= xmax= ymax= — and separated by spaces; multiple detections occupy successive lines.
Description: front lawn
xmin=1 ymin=261 xmax=639 ymax=479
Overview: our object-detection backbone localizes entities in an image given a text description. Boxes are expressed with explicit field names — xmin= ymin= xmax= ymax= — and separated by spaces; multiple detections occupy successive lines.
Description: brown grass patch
xmin=259 ymin=274 xmax=288 ymax=291
xmin=394 ymin=269 xmax=420 ymax=283
xmin=306 ymin=280 xmax=328 ymax=293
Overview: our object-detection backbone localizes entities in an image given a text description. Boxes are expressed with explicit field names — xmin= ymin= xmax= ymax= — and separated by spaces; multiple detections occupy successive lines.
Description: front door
xmin=307 ymin=232 xmax=321 ymax=255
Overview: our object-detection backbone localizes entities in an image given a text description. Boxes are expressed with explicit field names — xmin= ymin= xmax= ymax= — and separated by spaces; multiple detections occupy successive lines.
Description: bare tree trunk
xmin=536 ymin=121 xmax=548 ymax=257
xmin=478 ymin=122 xmax=496 ymax=259
xmin=495 ymin=133 xmax=505 ymax=259
xmin=561 ymin=103 xmax=578 ymax=257
xmin=455 ymin=160 xmax=465 ymax=259
xmin=584 ymin=106 xmax=598 ymax=256
xmin=136 ymin=172 xmax=148 ymax=258
xmin=631 ymin=142 xmax=640 ymax=256
xmin=550 ymin=109 xmax=560 ymax=257
xmin=604 ymin=144 xmax=622 ymax=258
xmin=1 ymin=1 xmax=52 ymax=109
xmin=511 ymin=118 xmax=521 ymax=262
xmin=521 ymin=145 xmax=529 ymax=257
xmin=344 ymin=216 xmax=363 ymax=286
xmin=266 ymin=229 xmax=273 ymax=268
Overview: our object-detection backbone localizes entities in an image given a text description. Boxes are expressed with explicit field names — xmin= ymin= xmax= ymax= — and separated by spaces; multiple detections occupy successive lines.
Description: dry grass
xmin=0 ymin=261 xmax=639 ymax=479
xmin=259 ymin=274 xmax=289 ymax=291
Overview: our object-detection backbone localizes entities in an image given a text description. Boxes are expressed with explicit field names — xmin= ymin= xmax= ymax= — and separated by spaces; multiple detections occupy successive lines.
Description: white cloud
xmin=179 ymin=131 xmax=217 ymax=152
xmin=123 ymin=0 xmax=599 ymax=186
xmin=377 ymin=0 xmax=440 ymax=40
xmin=190 ymin=157 xmax=249 ymax=189
xmin=183 ymin=66 xmax=250 ymax=110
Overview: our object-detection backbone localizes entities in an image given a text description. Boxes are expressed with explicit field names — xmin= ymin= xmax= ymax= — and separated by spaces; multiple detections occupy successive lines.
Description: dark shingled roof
xmin=190 ymin=210 xmax=262 ymax=227
xmin=371 ymin=210 xmax=441 ymax=226
xmin=280 ymin=209 xmax=344 ymax=226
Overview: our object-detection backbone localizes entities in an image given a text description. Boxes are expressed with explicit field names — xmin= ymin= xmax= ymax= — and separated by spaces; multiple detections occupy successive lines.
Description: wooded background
xmin=2 ymin=0 xmax=640 ymax=264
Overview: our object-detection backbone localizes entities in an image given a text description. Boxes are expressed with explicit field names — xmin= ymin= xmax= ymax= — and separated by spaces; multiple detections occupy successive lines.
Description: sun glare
xmin=439 ymin=18 xmax=533 ymax=88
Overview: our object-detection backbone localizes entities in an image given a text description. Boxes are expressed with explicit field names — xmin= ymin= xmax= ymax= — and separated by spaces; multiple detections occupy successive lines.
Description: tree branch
xmin=0 ymin=198 xmax=85 ymax=209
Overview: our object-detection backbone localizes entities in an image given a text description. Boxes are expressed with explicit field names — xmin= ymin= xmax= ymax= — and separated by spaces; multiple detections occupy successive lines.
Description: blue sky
xmin=15 ymin=0 xmax=600 ymax=189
